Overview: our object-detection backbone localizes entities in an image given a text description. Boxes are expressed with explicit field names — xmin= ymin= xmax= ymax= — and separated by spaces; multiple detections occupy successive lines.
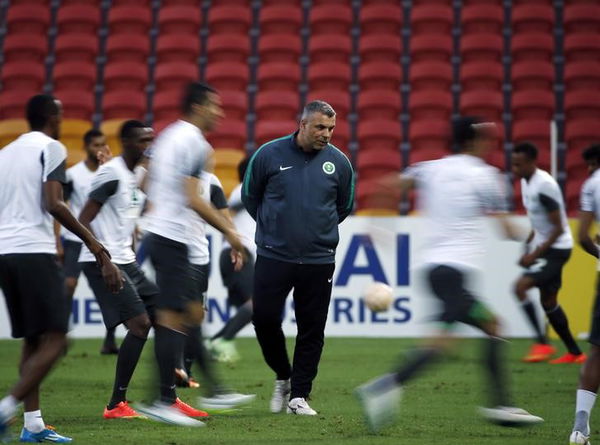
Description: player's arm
xmin=210 ymin=176 xmax=244 ymax=269
xmin=519 ymin=194 xmax=564 ymax=267
xmin=578 ymin=211 xmax=599 ymax=258
xmin=336 ymin=158 xmax=355 ymax=223
xmin=241 ymin=150 xmax=266 ymax=220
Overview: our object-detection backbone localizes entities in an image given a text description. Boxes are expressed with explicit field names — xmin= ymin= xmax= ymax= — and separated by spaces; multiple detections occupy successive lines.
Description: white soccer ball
xmin=364 ymin=282 xmax=393 ymax=312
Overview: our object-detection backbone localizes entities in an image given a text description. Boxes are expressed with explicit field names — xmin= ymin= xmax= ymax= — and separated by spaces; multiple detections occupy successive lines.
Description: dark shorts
xmin=0 ymin=253 xmax=69 ymax=338
xmin=146 ymin=233 xmax=194 ymax=312
xmin=219 ymin=248 xmax=254 ymax=307
xmin=523 ymin=248 xmax=571 ymax=293
xmin=189 ymin=263 xmax=209 ymax=304
xmin=428 ymin=265 xmax=494 ymax=328
xmin=588 ymin=273 xmax=600 ymax=346
xmin=82 ymin=261 xmax=157 ymax=329
xmin=62 ymin=239 xmax=83 ymax=279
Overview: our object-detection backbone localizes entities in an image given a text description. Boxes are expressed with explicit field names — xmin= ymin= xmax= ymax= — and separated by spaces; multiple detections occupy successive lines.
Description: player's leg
xmin=540 ymin=288 xmax=584 ymax=362
xmin=514 ymin=274 xmax=549 ymax=342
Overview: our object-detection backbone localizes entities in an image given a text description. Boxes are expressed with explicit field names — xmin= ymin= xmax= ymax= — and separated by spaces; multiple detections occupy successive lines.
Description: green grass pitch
xmin=0 ymin=337 xmax=588 ymax=444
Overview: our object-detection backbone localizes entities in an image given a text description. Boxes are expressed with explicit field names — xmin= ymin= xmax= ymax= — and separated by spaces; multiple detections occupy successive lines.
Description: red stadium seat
xmin=205 ymin=62 xmax=249 ymax=91
xmin=512 ymin=4 xmax=554 ymax=33
xmin=257 ymin=63 xmax=301 ymax=92
xmin=565 ymin=119 xmax=600 ymax=153
xmin=564 ymin=33 xmax=600 ymax=62
xmin=153 ymin=91 xmax=179 ymax=123
xmin=409 ymin=61 xmax=452 ymax=91
xmin=259 ymin=5 xmax=301 ymax=34
xmin=6 ymin=5 xmax=50 ymax=35
xmin=360 ymin=4 xmax=403 ymax=35
xmin=359 ymin=34 xmax=402 ymax=63
xmin=156 ymin=35 xmax=200 ymax=63
xmin=158 ymin=5 xmax=201 ymax=35
xmin=566 ymin=175 xmax=587 ymax=215
xmin=357 ymin=150 xmax=402 ymax=181
xmin=356 ymin=179 xmax=401 ymax=212
xmin=55 ymin=34 xmax=98 ymax=63
xmin=461 ymin=4 xmax=503 ymax=34
xmin=357 ymin=120 xmax=402 ymax=152
xmin=329 ymin=119 xmax=350 ymax=151
xmin=565 ymin=91 xmax=600 ymax=120
xmin=511 ymin=32 xmax=554 ymax=62
xmin=0 ymin=62 xmax=45 ymax=91
xmin=409 ymin=119 xmax=451 ymax=162
xmin=309 ymin=35 xmax=352 ymax=64
xmin=53 ymin=90 xmax=95 ymax=120
xmin=255 ymin=91 xmax=299 ymax=121
xmin=564 ymin=61 xmax=600 ymax=91
xmin=306 ymin=91 xmax=351 ymax=117
xmin=53 ymin=61 xmax=96 ymax=91
xmin=460 ymin=33 xmax=503 ymax=62
xmin=103 ymin=91 xmax=146 ymax=119
xmin=0 ymin=91 xmax=33 ymax=119
xmin=411 ymin=4 xmax=453 ymax=35
xmin=108 ymin=5 xmax=152 ymax=35
xmin=255 ymin=120 xmax=297 ymax=146
xmin=206 ymin=34 xmax=249 ymax=63
xmin=104 ymin=62 xmax=148 ymax=91
xmin=460 ymin=90 xmax=503 ymax=121
xmin=56 ymin=4 xmax=100 ymax=34
xmin=564 ymin=4 xmax=600 ymax=34
xmin=219 ymin=90 xmax=247 ymax=121
xmin=310 ymin=4 xmax=352 ymax=35
xmin=106 ymin=34 xmax=150 ymax=63
xmin=206 ymin=119 xmax=246 ymax=150
xmin=460 ymin=61 xmax=503 ymax=91
xmin=359 ymin=62 xmax=403 ymax=91
xmin=410 ymin=34 xmax=453 ymax=62
xmin=154 ymin=62 xmax=198 ymax=91
xmin=258 ymin=34 xmax=301 ymax=63
xmin=357 ymin=90 xmax=401 ymax=120
xmin=308 ymin=62 xmax=351 ymax=90
xmin=409 ymin=90 xmax=452 ymax=120
xmin=2 ymin=34 xmax=47 ymax=63
xmin=512 ymin=119 xmax=552 ymax=169
xmin=61 ymin=0 xmax=100 ymax=4
xmin=511 ymin=61 xmax=554 ymax=92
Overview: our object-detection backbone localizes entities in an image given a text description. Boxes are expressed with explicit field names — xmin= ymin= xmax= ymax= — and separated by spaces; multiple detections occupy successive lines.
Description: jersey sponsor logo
xmin=279 ymin=165 xmax=293 ymax=171
xmin=322 ymin=161 xmax=335 ymax=175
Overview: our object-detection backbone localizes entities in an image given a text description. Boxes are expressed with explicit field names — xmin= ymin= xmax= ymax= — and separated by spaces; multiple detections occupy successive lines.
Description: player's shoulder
xmin=582 ymin=171 xmax=600 ymax=193
xmin=327 ymin=144 xmax=352 ymax=169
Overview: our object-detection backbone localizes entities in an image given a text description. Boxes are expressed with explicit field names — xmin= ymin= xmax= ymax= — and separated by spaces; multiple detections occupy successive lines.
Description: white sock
xmin=576 ymin=390 xmax=597 ymax=414
xmin=0 ymin=395 xmax=19 ymax=421
xmin=24 ymin=410 xmax=45 ymax=433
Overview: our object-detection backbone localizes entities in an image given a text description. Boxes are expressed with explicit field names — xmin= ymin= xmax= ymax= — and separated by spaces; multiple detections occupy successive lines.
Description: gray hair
xmin=301 ymin=100 xmax=336 ymax=120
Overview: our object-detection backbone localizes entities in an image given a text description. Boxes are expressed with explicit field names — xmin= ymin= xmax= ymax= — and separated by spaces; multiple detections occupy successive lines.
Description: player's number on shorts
xmin=528 ymin=258 xmax=547 ymax=273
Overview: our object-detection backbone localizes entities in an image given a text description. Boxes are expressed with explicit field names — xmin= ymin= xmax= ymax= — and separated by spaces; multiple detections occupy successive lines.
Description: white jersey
xmin=145 ymin=120 xmax=213 ymax=244
xmin=188 ymin=172 xmax=228 ymax=265
xmin=581 ymin=169 xmax=600 ymax=270
xmin=0 ymin=131 xmax=67 ymax=254
xmin=521 ymin=169 xmax=573 ymax=250
xmin=79 ymin=157 xmax=145 ymax=264
xmin=61 ymin=161 xmax=97 ymax=242
xmin=407 ymin=154 xmax=507 ymax=270
xmin=223 ymin=183 xmax=256 ymax=260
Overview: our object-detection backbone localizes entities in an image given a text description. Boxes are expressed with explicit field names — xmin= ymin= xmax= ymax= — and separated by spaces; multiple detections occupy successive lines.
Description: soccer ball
xmin=364 ymin=282 xmax=393 ymax=312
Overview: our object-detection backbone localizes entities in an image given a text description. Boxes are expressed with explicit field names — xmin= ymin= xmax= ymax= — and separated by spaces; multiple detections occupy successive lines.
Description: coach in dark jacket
xmin=242 ymin=100 xmax=354 ymax=416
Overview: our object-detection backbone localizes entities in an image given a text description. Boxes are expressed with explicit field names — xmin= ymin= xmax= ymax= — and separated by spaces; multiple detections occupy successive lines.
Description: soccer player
xmin=78 ymin=120 xmax=157 ymax=420
xmin=355 ymin=117 xmax=543 ymax=432
xmin=0 ymin=95 xmax=119 ymax=442
xmin=243 ymin=100 xmax=355 ymax=416
xmin=58 ymin=129 xmax=120 ymax=355
xmin=569 ymin=144 xmax=600 ymax=445
xmin=511 ymin=142 xmax=584 ymax=363
xmin=138 ymin=82 xmax=245 ymax=426
xmin=208 ymin=157 xmax=256 ymax=363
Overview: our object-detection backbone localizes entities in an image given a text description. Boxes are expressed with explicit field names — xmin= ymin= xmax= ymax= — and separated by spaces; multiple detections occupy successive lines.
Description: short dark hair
xmin=119 ymin=120 xmax=147 ymax=140
xmin=83 ymin=129 xmax=104 ymax=146
xmin=452 ymin=116 xmax=495 ymax=149
xmin=26 ymin=94 xmax=59 ymax=130
xmin=181 ymin=82 xmax=216 ymax=114
xmin=238 ymin=156 xmax=250 ymax=182
xmin=583 ymin=143 xmax=600 ymax=163
xmin=513 ymin=142 xmax=538 ymax=161
xmin=302 ymin=100 xmax=335 ymax=119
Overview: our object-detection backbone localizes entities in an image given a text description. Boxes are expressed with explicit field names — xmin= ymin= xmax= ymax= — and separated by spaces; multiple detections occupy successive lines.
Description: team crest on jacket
xmin=322 ymin=161 xmax=335 ymax=175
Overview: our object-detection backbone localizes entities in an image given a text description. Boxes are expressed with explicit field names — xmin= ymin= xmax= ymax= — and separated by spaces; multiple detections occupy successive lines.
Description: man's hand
xmin=230 ymin=249 xmax=245 ymax=272
xmin=519 ymin=252 xmax=538 ymax=268
xmin=225 ymin=229 xmax=246 ymax=269
xmin=87 ymin=239 xmax=123 ymax=293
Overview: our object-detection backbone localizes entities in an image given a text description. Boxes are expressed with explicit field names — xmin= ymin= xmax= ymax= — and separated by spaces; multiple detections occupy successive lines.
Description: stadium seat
xmin=102 ymin=91 xmax=146 ymax=120
xmin=355 ymin=208 xmax=398 ymax=216
xmin=565 ymin=91 xmax=600 ymax=120
xmin=410 ymin=34 xmax=453 ymax=62
xmin=357 ymin=90 xmax=401 ymax=120
xmin=153 ymin=91 xmax=179 ymax=123
xmin=359 ymin=35 xmax=402 ymax=63
xmin=0 ymin=62 xmax=45 ymax=91
xmin=255 ymin=91 xmax=299 ymax=121
xmin=460 ymin=33 xmax=503 ymax=63
xmin=411 ymin=4 xmax=453 ymax=35
xmin=460 ymin=61 xmax=503 ymax=91
xmin=360 ymin=4 xmax=403 ymax=35
xmin=409 ymin=90 xmax=452 ymax=120
xmin=219 ymin=90 xmax=247 ymax=121
xmin=209 ymin=5 xmax=251 ymax=34
xmin=154 ymin=62 xmax=198 ymax=91
xmin=460 ymin=90 xmax=503 ymax=121
xmin=564 ymin=61 xmax=600 ymax=91
xmin=259 ymin=5 xmax=301 ymax=34
xmin=257 ymin=63 xmax=301 ymax=92
xmin=329 ymin=120 xmax=350 ymax=151
xmin=512 ymin=90 xmax=555 ymax=120
xmin=565 ymin=119 xmax=600 ymax=153
xmin=158 ymin=5 xmax=201 ymax=34
xmin=512 ymin=119 xmax=552 ymax=169
xmin=54 ymin=89 xmax=95 ymax=121
xmin=409 ymin=119 xmax=450 ymax=161
xmin=511 ymin=61 xmax=554 ymax=91
xmin=564 ymin=33 xmax=600 ymax=62
xmin=53 ymin=61 xmax=96 ymax=91
xmin=512 ymin=4 xmax=554 ymax=33
xmin=357 ymin=120 xmax=402 ymax=152
xmin=409 ymin=61 xmax=452 ymax=91
xmin=357 ymin=149 xmax=402 ymax=181
xmin=55 ymin=34 xmax=98 ymax=63
xmin=306 ymin=90 xmax=351 ymax=117
xmin=56 ymin=4 xmax=100 ymax=34
xmin=61 ymin=0 xmax=101 ymax=4
xmin=359 ymin=62 xmax=403 ymax=91
xmin=6 ymin=5 xmax=50 ymax=35
xmin=104 ymin=62 xmax=148 ymax=91
xmin=309 ymin=35 xmax=352 ymax=64
xmin=100 ymin=119 xmax=127 ymax=155
xmin=206 ymin=34 xmax=249 ymax=63
xmin=2 ymin=34 xmax=47 ymax=63
xmin=461 ymin=3 xmax=503 ymax=34
xmin=206 ymin=119 xmax=246 ymax=150
xmin=106 ymin=34 xmax=150 ymax=63
xmin=205 ymin=62 xmax=249 ymax=91
xmin=108 ymin=5 xmax=152 ymax=35
xmin=511 ymin=32 xmax=554 ymax=62
xmin=308 ymin=62 xmax=351 ymax=90
xmin=61 ymin=119 xmax=92 ymax=165
xmin=255 ymin=120 xmax=297 ymax=146
xmin=356 ymin=180 xmax=400 ymax=212
xmin=566 ymin=176 xmax=587 ymax=215
xmin=310 ymin=4 xmax=352 ymax=35
xmin=213 ymin=148 xmax=246 ymax=195
xmin=258 ymin=34 xmax=302 ymax=63
xmin=0 ymin=91 xmax=33 ymax=119
xmin=156 ymin=35 xmax=200 ymax=63
xmin=0 ymin=119 xmax=28 ymax=148
xmin=564 ymin=4 xmax=600 ymax=33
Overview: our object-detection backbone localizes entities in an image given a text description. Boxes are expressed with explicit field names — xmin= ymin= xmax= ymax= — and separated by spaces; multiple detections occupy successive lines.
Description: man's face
xmin=299 ymin=112 xmax=336 ymax=151
xmin=86 ymin=135 xmax=109 ymax=161
xmin=511 ymin=152 xmax=533 ymax=179
xmin=125 ymin=127 xmax=155 ymax=162
xmin=50 ymin=100 xmax=63 ymax=140
xmin=198 ymin=92 xmax=224 ymax=132
xmin=587 ymin=159 xmax=600 ymax=175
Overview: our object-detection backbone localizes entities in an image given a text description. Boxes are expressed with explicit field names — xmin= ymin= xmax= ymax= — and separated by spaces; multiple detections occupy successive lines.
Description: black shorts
xmin=588 ymin=273 xmax=600 ymax=346
xmin=189 ymin=264 xmax=208 ymax=304
xmin=219 ymin=248 xmax=254 ymax=307
xmin=0 ymin=253 xmax=69 ymax=338
xmin=146 ymin=233 xmax=194 ymax=312
xmin=62 ymin=239 xmax=83 ymax=279
xmin=82 ymin=261 xmax=157 ymax=329
xmin=428 ymin=265 xmax=494 ymax=328
xmin=523 ymin=248 xmax=571 ymax=293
